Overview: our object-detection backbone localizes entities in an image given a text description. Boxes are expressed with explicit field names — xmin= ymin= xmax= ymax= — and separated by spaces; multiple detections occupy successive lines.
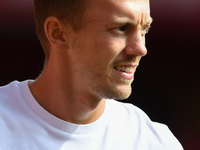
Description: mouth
xmin=114 ymin=65 xmax=135 ymax=80
xmin=115 ymin=66 xmax=134 ymax=73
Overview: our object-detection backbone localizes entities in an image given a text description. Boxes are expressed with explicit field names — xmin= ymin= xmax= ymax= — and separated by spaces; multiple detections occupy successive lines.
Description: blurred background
xmin=0 ymin=0 xmax=200 ymax=149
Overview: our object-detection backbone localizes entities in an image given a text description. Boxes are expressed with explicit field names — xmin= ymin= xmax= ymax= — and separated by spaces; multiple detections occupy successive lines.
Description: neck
xmin=29 ymin=58 xmax=106 ymax=124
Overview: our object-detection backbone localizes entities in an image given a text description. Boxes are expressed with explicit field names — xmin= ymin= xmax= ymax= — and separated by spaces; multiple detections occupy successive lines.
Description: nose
xmin=124 ymin=31 xmax=147 ymax=57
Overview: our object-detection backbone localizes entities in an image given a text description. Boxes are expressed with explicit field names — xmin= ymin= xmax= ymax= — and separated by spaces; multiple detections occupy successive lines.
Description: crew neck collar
xmin=19 ymin=80 xmax=110 ymax=135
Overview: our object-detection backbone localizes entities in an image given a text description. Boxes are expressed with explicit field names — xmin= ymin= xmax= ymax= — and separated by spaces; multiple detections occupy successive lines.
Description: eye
xmin=109 ymin=24 xmax=129 ymax=37
xmin=142 ymin=25 xmax=151 ymax=34
xmin=117 ymin=25 xmax=126 ymax=32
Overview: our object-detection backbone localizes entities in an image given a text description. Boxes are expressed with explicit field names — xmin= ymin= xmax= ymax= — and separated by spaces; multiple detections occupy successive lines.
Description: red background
xmin=0 ymin=0 xmax=200 ymax=149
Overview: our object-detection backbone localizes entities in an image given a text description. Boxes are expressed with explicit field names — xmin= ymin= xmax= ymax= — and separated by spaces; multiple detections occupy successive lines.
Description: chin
xmin=102 ymin=85 xmax=132 ymax=100
xmin=91 ymin=79 xmax=132 ymax=101
xmin=116 ymin=83 xmax=133 ymax=98
xmin=115 ymin=90 xmax=132 ymax=100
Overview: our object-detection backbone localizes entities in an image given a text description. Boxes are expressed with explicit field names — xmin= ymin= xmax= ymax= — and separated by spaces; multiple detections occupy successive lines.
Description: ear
xmin=44 ymin=17 xmax=68 ymax=51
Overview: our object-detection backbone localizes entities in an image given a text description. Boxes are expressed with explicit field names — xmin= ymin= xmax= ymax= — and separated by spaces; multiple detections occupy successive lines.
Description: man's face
xmin=66 ymin=0 xmax=152 ymax=100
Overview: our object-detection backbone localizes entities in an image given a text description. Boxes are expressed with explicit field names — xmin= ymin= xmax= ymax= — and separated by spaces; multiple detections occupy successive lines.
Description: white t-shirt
xmin=0 ymin=80 xmax=183 ymax=150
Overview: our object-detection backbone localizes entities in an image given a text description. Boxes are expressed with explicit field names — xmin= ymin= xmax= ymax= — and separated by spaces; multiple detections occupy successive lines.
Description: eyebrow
xmin=112 ymin=16 xmax=153 ymax=26
xmin=143 ymin=17 xmax=153 ymax=27
xmin=145 ymin=17 xmax=153 ymax=25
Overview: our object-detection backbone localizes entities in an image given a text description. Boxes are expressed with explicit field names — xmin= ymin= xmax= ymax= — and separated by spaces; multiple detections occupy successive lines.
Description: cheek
xmin=78 ymin=33 xmax=126 ymax=73
xmin=95 ymin=37 xmax=126 ymax=61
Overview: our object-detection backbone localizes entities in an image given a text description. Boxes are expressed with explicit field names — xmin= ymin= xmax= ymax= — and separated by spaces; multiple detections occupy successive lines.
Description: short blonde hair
xmin=33 ymin=0 xmax=90 ymax=62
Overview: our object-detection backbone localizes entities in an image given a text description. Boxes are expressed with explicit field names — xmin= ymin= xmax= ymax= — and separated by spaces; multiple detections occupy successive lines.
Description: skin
xmin=29 ymin=0 xmax=152 ymax=124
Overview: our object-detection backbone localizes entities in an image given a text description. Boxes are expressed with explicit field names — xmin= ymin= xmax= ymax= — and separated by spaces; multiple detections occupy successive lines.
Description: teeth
xmin=126 ymin=67 xmax=130 ymax=73
xmin=117 ymin=66 xmax=122 ymax=71
xmin=116 ymin=66 xmax=133 ymax=73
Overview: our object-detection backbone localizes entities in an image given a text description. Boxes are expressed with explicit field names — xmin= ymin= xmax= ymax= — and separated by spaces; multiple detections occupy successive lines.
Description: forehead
xmin=86 ymin=0 xmax=151 ymax=24
xmin=99 ymin=0 xmax=150 ymax=10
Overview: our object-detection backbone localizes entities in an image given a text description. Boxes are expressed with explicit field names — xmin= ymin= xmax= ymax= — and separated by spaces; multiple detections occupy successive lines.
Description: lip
xmin=114 ymin=64 xmax=138 ymax=80
xmin=115 ymin=69 xmax=134 ymax=80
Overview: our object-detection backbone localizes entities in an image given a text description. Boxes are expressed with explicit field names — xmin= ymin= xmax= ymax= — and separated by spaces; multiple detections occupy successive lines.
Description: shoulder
xmin=0 ymin=80 xmax=29 ymax=117
xmin=0 ymin=81 xmax=21 ymax=103
xmin=106 ymin=100 xmax=183 ymax=149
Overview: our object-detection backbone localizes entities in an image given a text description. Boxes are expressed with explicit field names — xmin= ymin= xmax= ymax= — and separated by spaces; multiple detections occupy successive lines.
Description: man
xmin=0 ymin=0 xmax=183 ymax=149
